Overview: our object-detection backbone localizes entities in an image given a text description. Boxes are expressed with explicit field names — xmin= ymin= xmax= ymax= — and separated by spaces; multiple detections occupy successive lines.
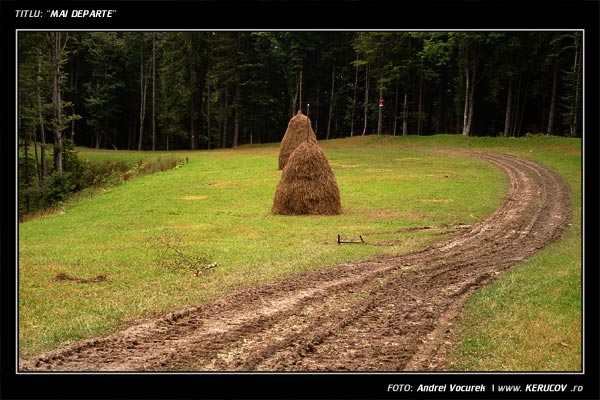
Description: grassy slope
xmin=18 ymin=135 xmax=581 ymax=371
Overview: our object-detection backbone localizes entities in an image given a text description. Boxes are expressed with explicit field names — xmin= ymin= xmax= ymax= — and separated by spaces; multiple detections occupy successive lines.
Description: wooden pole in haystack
xmin=306 ymin=103 xmax=310 ymax=142
xmin=298 ymin=69 xmax=303 ymax=114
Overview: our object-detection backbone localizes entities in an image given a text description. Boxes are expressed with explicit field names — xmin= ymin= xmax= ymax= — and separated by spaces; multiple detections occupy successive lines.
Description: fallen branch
xmin=194 ymin=262 xmax=219 ymax=277
xmin=150 ymin=232 xmax=215 ymax=277
xmin=337 ymin=234 xmax=365 ymax=245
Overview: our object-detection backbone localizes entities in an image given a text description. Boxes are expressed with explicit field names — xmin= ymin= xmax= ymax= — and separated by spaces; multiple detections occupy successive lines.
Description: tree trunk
xmin=511 ymin=75 xmax=521 ymax=137
xmin=206 ymin=67 xmax=211 ymax=150
xmin=402 ymin=87 xmax=408 ymax=136
xmin=218 ymin=91 xmax=223 ymax=149
xmin=222 ymin=86 xmax=229 ymax=149
xmin=31 ymin=136 xmax=41 ymax=189
xmin=327 ymin=65 xmax=335 ymax=140
xmin=392 ymin=80 xmax=399 ymax=136
xmin=152 ymin=32 xmax=157 ymax=151
xmin=232 ymin=32 xmax=241 ymax=148
xmin=190 ymin=96 xmax=197 ymax=150
xmin=23 ymin=136 xmax=31 ymax=186
xmin=463 ymin=41 xmax=479 ymax=137
xmin=70 ymin=105 xmax=76 ymax=144
xmin=547 ymin=64 xmax=558 ymax=135
xmin=417 ymin=70 xmax=423 ymax=135
xmin=426 ymin=96 xmax=433 ymax=134
xmin=31 ymin=125 xmax=41 ymax=186
xmin=350 ymin=58 xmax=358 ymax=137
xmin=362 ymin=63 xmax=369 ymax=136
xmin=53 ymin=78 xmax=63 ymax=171
xmin=466 ymin=74 xmax=476 ymax=136
xmin=35 ymin=47 xmax=47 ymax=183
xmin=49 ymin=32 xmax=68 ymax=173
xmin=570 ymin=35 xmax=582 ymax=137
xmin=95 ymin=128 xmax=102 ymax=149
xmin=233 ymin=110 xmax=240 ymax=149
xmin=504 ymin=79 xmax=513 ymax=137
xmin=573 ymin=46 xmax=582 ymax=136
xmin=464 ymin=57 xmax=477 ymax=137
xmin=516 ymin=72 xmax=529 ymax=137
xmin=138 ymin=38 xmax=148 ymax=151
xmin=40 ymin=143 xmax=47 ymax=185
xmin=377 ymin=85 xmax=383 ymax=135
xmin=69 ymin=56 xmax=78 ymax=144
xmin=435 ymin=69 xmax=446 ymax=134
xmin=233 ymin=84 xmax=240 ymax=148
xmin=462 ymin=62 xmax=470 ymax=136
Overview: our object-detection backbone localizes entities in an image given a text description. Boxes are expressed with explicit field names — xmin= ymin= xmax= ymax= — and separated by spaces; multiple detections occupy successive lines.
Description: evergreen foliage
xmin=19 ymin=31 xmax=584 ymax=154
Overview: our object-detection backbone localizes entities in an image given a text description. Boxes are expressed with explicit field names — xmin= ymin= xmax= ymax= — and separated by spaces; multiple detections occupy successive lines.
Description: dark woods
xmin=19 ymin=31 xmax=583 ymax=150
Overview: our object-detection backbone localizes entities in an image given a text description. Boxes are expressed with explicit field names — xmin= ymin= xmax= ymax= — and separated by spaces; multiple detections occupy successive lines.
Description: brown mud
xmin=20 ymin=150 xmax=572 ymax=372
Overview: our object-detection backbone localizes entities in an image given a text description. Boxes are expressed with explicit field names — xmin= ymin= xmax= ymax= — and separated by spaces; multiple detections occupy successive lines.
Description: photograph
xmin=2 ymin=1 xmax=598 ymax=399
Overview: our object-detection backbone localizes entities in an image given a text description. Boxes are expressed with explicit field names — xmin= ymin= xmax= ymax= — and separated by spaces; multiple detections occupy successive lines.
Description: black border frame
xmin=2 ymin=1 xmax=598 ymax=399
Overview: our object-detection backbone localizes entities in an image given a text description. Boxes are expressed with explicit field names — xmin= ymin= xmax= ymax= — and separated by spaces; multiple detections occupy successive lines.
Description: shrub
xmin=46 ymin=172 xmax=76 ymax=204
xmin=62 ymin=139 xmax=87 ymax=191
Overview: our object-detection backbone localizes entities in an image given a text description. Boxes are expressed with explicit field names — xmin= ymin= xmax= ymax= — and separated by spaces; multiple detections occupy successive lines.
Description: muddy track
xmin=20 ymin=150 xmax=572 ymax=372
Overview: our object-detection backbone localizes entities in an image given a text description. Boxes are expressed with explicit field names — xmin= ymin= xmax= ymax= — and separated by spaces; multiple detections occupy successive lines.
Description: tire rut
xmin=19 ymin=150 xmax=572 ymax=372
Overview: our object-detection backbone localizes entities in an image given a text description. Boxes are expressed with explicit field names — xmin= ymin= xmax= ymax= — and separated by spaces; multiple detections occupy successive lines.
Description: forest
xmin=17 ymin=31 xmax=583 ymax=214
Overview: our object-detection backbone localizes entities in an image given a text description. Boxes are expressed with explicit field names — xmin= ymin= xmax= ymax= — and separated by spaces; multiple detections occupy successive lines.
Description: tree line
xmin=18 ymin=31 xmax=582 ymax=173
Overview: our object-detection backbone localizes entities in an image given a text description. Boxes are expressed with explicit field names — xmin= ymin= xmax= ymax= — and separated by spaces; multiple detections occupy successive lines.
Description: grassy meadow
xmin=17 ymin=134 xmax=582 ymax=371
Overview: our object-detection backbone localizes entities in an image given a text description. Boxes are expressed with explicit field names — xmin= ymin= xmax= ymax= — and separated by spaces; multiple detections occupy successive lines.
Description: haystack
xmin=272 ymin=141 xmax=342 ymax=215
xmin=278 ymin=111 xmax=318 ymax=170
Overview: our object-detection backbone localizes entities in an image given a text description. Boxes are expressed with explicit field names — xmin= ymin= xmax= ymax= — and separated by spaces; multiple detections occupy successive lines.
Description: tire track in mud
xmin=20 ymin=150 xmax=572 ymax=372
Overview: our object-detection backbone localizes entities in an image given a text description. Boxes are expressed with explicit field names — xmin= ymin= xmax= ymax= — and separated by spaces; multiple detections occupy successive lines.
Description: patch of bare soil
xmin=19 ymin=150 xmax=571 ymax=372
xmin=53 ymin=273 xmax=109 ymax=283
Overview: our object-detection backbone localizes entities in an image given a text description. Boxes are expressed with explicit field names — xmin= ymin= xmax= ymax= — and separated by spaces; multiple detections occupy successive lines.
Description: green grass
xmin=18 ymin=134 xmax=582 ymax=371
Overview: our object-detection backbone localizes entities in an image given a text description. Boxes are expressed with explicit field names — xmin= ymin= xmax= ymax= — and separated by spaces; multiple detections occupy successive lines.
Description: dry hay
xmin=272 ymin=141 xmax=342 ymax=215
xmin=278 ymin=111 xmax=318 ymax=170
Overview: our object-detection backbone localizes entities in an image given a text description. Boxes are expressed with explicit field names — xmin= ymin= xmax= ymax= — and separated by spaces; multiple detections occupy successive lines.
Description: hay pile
xmin=278 ymin=111 xmax=317 ymax=170
xmin=272 ymin=141 xmax=342 ymax=215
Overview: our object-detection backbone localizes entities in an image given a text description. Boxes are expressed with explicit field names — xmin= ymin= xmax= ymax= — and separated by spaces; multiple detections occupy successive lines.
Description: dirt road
xmin=20 ymin=150 xmax=572 ymax=372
